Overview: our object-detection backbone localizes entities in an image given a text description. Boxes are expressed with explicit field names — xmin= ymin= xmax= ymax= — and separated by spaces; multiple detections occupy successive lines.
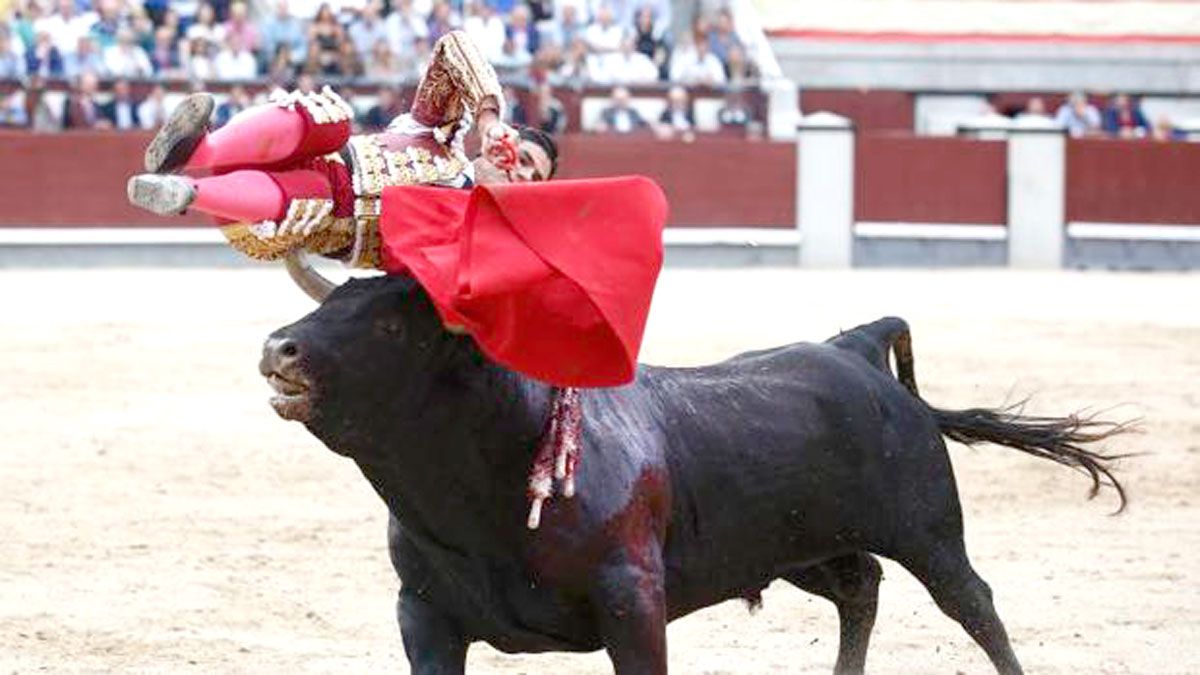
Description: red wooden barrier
xmin=801 ymin=89 xmax=914 ymax=131
xmin=1066 ymin=139 xmax=1200 ymax=225
xmin=0 ymin=131 xmax=796 ymax=228
xmin=556 ymin=135 xmax=795 ymax=227
xmin=0 ymin=130 xmax=207 ymax=226
xmin=855 ymin=133 xmax=1007 ymax=225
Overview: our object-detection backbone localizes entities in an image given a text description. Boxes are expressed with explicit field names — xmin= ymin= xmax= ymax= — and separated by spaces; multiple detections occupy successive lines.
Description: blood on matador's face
xmin=473 ymin=140 xmax=554 ymax=185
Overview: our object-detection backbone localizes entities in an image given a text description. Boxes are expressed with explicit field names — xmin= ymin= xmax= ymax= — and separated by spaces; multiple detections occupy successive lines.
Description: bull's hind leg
xmin=901 ymin=541 xmax=1023 ymax=675
xmin=781 ymin=553 xmax=882 ymax=675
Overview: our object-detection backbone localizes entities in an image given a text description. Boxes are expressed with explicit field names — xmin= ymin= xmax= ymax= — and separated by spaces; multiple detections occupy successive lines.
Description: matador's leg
xmin=128 ymin=169 xmax=332 ymax=224
xmin=144 ymin=88 xmax=354 ymax=175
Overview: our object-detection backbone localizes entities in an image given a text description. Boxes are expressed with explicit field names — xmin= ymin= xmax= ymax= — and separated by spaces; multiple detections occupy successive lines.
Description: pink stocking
xmin=189 ymin=169 xmax=332 ymax=223
xmin=185 ymin=104 xmax=351 ymax=173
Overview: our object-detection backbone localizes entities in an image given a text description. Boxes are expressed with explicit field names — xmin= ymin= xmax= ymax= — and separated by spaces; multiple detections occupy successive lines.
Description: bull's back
xmin=641 ymin=342 xmax=944 ymax=615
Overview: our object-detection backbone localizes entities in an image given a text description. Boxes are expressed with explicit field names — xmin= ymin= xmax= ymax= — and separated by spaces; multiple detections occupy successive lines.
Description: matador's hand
xmin=482 ymin=121 xmax=520 ymax=174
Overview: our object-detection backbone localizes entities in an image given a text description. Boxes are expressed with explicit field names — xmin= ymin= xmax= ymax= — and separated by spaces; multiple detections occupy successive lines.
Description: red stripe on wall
xmin=767 ymin=29 xmax=1200 ymax=45
xmin=1066 ymin=139 xmax=1200 ymax=225
xmin=855 ymin=134 xmax=1007 ymax=226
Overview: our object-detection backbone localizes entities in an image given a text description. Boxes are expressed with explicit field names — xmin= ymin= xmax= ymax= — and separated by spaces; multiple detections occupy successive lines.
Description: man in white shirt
xmin=584 ymin=5 xmax=622 ymax=53
xmin=35 ymin=0 xmax=97 ymax=56
xmin=669 ymin=34 xmax=725 ymax=86
xmin=463 ymin=1 xmax=506 ymax=63
xmin=593 ymin=36 xmax=657 ymax=84
xmin=385 ymin=0 xmax=429 ymax=57
xmin=213 ymin=34 xmax=258 ymax=81
xmin=349 ymin=0 xmax=388 ymax=61
xmin=102 ymin=28 xmax=153 ymax=79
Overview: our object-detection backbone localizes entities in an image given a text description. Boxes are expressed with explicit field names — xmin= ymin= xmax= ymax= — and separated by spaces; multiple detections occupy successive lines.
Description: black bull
xmin=259 ymin=275 xmax=1129 ymax=675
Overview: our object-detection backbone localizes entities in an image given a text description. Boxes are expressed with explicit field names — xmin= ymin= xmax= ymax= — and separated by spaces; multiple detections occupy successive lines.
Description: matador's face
xmin=473 ymin=140 xmax=553 ymax=185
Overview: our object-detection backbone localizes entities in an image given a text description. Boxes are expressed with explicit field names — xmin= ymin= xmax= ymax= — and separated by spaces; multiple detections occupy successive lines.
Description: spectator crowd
xmin=1009 ymin=91 xmax=1186 ymax=142
xmin=0 ymin=0 xmax=764 ymax=133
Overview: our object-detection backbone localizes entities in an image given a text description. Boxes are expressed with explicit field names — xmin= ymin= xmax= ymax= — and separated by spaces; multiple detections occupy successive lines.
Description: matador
xmin=126 ymin=31 xmax=669 ymax=526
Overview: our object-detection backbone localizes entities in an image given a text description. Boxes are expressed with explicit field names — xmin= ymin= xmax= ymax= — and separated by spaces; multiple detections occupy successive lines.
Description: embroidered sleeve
xmin=410 ymin=30 xmax=504 ymax=130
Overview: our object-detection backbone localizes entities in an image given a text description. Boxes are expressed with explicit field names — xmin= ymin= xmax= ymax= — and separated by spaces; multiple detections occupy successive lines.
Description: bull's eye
xmin=375 ymin=318 xmax=404 ymax=339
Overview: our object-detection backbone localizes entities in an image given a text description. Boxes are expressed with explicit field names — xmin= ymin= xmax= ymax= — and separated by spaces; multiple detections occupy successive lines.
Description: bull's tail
xmin=835 ymin=317 xmax=1135 ymax=512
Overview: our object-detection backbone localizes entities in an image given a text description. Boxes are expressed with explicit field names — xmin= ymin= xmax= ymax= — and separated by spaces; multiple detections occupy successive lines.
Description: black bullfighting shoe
xmin=144 ymin=93 xmax=214 ymax=174
xmin=126 ymin=174 xmax=195 ymax=216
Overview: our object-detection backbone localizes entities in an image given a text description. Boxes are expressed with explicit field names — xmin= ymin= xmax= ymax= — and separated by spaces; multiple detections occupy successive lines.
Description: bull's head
xmin=261 ymin=264 xmax=480 ymax=454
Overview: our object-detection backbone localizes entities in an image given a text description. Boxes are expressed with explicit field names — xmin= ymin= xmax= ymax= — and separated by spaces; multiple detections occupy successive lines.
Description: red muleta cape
xmin=378 ymin=176 xmax=668 ymax=387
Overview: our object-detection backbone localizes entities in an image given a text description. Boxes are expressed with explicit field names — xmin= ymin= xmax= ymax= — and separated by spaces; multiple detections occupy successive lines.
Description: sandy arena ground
xmin=1 ymin=267 xmax=1198 ymax=674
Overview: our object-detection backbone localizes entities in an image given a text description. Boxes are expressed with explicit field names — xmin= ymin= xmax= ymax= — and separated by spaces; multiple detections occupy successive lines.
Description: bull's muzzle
xmin=260 ymin=336 xmax=313 ymax=422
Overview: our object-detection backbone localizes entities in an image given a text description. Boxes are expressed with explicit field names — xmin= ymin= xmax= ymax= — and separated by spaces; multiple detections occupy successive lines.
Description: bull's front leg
xmin=397 ymin=588 xmax=468 ymax=675
xmin=591 ymin=546 xmax=669 ymax=675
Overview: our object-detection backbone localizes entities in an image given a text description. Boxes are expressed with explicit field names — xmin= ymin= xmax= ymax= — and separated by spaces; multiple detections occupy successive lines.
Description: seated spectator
xmin=187 ymin=3 xmax=227 ymax=47
xmin=349 ymin=0 xmax=387 ymax=60
xmin=724 ymin=44 xmax=758 ymax=84
xmin=1102 ymin=93 xmax=1150 ymax=139
xmin=62 ymin=72 xmax=105 ymax=129
xmin=540 ymin=3 xmax=583 ymax=51
xmin=654 ymin=85 xmax=694 ymax=141
xmin=267 ymin=42 xmax=298 ymax=80
xmin=214 ymin=33 xmax=257 ymax=79
xmin=1054 ymin=91 xmax=1101 ymax=138
xmin=596 ymin=86 xmax=647 ymax=134
xmin=707 ymin=7 xmax=741 ymax=65
xmin=99 ymin=78 xmax=141 ymax=130
xmin=557 ymin=35 xmax=590 ymax=83
xmin=306 ymin=3 xmax=345 ymax=75
xmin=385 ymin=0 xmax=428 ymax=56
xmin=1151 ymin=115 xmax=1184 ymax=142
xmin=426 ymin=1 xmax=460 ymax=44
xmin=336 ymin=37 xmax=364 ymax=77
xmin=584 ymin=4 xmax=621 ymax=54
xmin=506 ymin=4 xmax=537 ymax=60
xmin=149 ymin=26 xmax=179 ymax=74
xmin=103 ymin=27 xmax=153 ymax=78
xmin=533 ymin=81 xmax=566 ymax=134
xmin=214 ymin=83 xmax=251 ymax=126
xmin=669 ymin=32 xmax=725 ymax=86
xmin=493 ymin=35 xmax=532 ymax=71
xmin=463 ymin=1 xmax=505 ymax=63
xmin=63 ymin=34 xmax=105 ymax=79
xmin=717 ymin=86 xmax=753 ymax=131
xmin=0 ymin=27 xmax=28 ymax=79
xmin=592 ymin=36 xmax=657 ymax=85
xmin=1016 ymin=96 xmax=1049 ymax=121
xmin=182 ymin=37 xmax=217 ymax=81
xmin=402 ymin=35 xmax=432 ymax=79
xmin=632 ymin=6 xmax=668 ymax=79
xmin=36 ymin=0 xmax=96 ymax=58
xmin=261 ymin=0 xmax=308 ymax=69
xmin=504 ymin=85 xmax=528 ymax=125
xmin=88 ymin=0 xmax=122 ymax=50
xmin=362 ymin=85 xmax=403 ymax=130
xmin=365 ymin=36 xmax=399 ymax=79
xmin=138 ymin=83 xmax=172 ymax=129
xmin=527 ymin=0 xmax=553 ymax=22
xmin=222 ymin=2 xmax=260 ymax=55
xmin=0 ymin=89 xmax=28 ymax=128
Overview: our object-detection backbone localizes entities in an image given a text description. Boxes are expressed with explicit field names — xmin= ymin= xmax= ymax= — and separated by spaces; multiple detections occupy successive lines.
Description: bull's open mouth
xmin=265 ymin=371 xmax=312 ymax=422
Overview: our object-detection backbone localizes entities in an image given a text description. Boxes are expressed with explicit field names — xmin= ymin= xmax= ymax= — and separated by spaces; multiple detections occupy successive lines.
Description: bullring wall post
xmin=797 ymin=112 xmax=855 ymax=268
xmin=1007 ymin=127 xmax=1067 ymax=268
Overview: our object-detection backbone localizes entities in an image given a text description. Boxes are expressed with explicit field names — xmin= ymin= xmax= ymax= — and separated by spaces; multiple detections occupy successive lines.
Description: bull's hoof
xmin=144 ymin=93 xmax=213 ymax=174
xmin=127 ymin=174 xmax=195 ymax=216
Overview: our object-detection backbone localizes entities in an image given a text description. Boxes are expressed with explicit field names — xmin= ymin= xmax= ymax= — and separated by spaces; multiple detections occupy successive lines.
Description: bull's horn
xmin=284 ymin=250 xmax=336 ymax=303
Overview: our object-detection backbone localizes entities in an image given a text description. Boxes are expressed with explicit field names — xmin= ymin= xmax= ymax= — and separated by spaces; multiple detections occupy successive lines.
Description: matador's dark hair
xmin=518 ymin=126 xmax=559 ymax=179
